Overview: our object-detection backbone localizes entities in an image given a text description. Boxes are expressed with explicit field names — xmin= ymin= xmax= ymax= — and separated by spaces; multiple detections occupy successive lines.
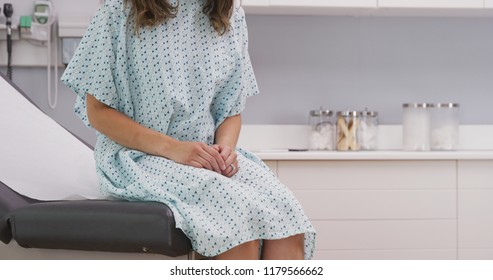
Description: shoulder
xmin=93 ymin=0 xmax=128 ymax=26
xmin=234 ymin=0 xmax=241 ymax=9
xmin=232 ymin=0 xmax=246 ymax=22
xmin=233 ymin=0 xmax=244 ymax=15
xmin=100 ymin=0 xmax=127 ymax=15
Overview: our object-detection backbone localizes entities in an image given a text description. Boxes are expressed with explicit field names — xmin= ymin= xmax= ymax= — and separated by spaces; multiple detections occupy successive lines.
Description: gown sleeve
xmin=60 ymin=0 xmax=123 ymax=128
xmin=228 ymin=6 xmax=259 ymax=117
xmin=212 ymin=5 xmax=260 ymax=128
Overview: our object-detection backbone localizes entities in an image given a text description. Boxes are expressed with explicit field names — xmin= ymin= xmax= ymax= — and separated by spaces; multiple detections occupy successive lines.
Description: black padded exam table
xmin=0 ymin=180 xmax=191 ymax=257
xmin=0 ymin=73 xmax=192 ymax=258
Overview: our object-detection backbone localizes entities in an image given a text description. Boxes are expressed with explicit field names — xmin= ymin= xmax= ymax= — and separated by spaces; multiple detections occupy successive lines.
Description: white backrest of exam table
xmin=0 ymin=76 xmax=103 ymax=200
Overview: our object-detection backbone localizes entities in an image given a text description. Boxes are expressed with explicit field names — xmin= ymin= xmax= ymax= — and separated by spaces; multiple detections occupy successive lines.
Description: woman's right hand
xmin=167 ymin=141 xmax=227 ymax=173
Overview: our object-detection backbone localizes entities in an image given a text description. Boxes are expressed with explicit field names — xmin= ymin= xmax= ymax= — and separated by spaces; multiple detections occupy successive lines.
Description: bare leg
xmin=214 ymin=240 xmax=260 ymax=260
xmin=261 ymin=234 xmax=304 ymax=260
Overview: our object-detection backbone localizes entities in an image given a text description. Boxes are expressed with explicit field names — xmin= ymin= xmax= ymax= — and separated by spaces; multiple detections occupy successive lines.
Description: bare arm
xmin=86 ymin=94 xmax=226 ymax=172
xmin=214 ymin=114 xmax=242 ymax=149
xmin=214 ymin=114 xmax=242 ymax=177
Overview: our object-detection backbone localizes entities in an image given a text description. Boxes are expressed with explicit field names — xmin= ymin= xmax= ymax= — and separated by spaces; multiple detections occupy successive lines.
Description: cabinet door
xmin=279 ymin=160 xmax=458 ymax=260
xmin=295 ymin=189 xmax=456 ymax=220
xmin=313 ymin=220 xmax=457 ymax=256
xmin=270 ymin=0 xmax=377 ymax=8
xmin=278 ymin=160 xmax=456 ymax=190
xmin=458 ymin=161 xmax=493 ymax=259
xmin=378 ymin=0 xmax=483 ymax=8
xmin=242 ymin=0 xmax=269 ymax=7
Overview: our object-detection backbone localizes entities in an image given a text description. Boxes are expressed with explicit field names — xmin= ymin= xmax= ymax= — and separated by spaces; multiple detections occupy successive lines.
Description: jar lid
xmin=435 ymin=103 xmax=459 ymax=108
xmin=360 ymin=108 xmax=378 ymax=117
xmin=402 ymin=103 xmax=435 ymax=108
xmin=310 ymin=108 xmax=333 ymax=117
xmin=337 ymin=110 xmax=359 ymax=117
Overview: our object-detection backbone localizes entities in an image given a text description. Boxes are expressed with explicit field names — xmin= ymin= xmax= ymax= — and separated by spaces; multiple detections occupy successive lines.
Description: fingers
xmin=223 ymin=161 xmax=238 ymax=177
xmin=221 ymin=147 xmax=238 ymax=177
xmin=187 ymin=143 xmax=225 ymax=173
xmin=202 ymin=144 xmax=226 ymax=172
xmin=178 ymin=142 xmax=232 ymax=174
xmin=189 ymin=160 xmax=204 ymax=169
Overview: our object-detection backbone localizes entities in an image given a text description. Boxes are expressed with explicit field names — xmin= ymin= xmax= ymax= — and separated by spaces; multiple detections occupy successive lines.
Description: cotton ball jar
xmin=402 ymin=103 xmax=434 ymax=151
xmin=431 ymin=103 xmax=459 ymax=150
xmin=359 ymin=109 xmax=379 ymax=151
xmin=309 ymin=109 xmax=334 ymax=150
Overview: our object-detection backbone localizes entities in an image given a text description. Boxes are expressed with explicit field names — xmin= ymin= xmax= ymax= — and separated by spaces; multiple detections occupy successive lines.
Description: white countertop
xmin=239 ymin=125 xmax=493 ymax=161
xmin=253 ymin=150 xmax=493 ymax=160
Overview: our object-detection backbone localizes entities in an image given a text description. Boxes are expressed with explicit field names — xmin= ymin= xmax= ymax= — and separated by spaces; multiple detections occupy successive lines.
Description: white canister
xmin=359 ymin=109 xmax=379 ymax=151
xmin=431 ymin=103 xmax=459 ymax=150
xmin=308 ymin=109 xmax=334 ymax=150
xmin=402 ymin=103 xmax=434 ymax=151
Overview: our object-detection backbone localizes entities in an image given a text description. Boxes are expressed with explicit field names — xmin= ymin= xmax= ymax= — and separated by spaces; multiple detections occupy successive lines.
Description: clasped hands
xmin=170 ymin=141 xmax=238 ymax=177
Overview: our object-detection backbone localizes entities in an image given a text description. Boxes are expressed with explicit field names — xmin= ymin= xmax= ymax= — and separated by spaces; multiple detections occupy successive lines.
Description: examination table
xmin=0 ymin=73 xmax=192 ymax=259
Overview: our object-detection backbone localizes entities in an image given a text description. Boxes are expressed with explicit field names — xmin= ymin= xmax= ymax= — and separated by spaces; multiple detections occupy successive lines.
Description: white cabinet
xmin=278 ymin=160 xmax=457 ymax=260
xmin=243 ymin=0 xmax=378 ymax=15
xmin=458 ymin=161 xmax=493 ymax=259
xmin=241 ymin=0 xmax=269 ymax=7
xmin=378 ymin=0 xmax=484 ymax=8
xmin=270 ymin=0 xmax=377 ymax=8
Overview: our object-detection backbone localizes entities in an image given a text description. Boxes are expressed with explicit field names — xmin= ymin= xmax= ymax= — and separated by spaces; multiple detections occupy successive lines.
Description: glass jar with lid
xmin=402 ymin=103 xmax=434 ymax=151
xmin=336 ymin=110 xmax=360 ymax=151
xmin=359 ymin=109 xmax=379 ymax=150
xmin=431 ymin=103 xmax=459 ymax=150
xmin=308 ymin=108 xmax=334 ymax=150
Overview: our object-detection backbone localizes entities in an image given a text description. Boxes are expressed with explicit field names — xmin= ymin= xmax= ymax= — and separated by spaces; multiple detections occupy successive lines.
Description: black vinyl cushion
xmin=0 ymin=181 xmax=191 ymax=257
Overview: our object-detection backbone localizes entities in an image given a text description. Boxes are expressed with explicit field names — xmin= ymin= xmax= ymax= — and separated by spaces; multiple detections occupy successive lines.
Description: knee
xmin=237 ymin=239 xmax=261 ymax=258
xmin=243 ymin=239 xmax=261 ymax=251
xmin=214 ymin=239 xmax=261 ymax=260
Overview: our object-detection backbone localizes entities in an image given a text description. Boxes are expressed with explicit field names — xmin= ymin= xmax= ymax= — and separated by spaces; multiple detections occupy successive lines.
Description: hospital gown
xmin=61 ymin=0 xmax=316 ymax=259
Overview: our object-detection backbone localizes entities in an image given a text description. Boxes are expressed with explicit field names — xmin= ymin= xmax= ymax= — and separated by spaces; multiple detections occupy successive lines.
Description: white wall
xmin=246 ymin=15 xmax=493 ymax=125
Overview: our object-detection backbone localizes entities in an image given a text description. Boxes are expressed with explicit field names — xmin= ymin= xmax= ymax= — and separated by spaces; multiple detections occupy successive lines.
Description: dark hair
xmin=125 ymin=0 xmax=234 ymax=35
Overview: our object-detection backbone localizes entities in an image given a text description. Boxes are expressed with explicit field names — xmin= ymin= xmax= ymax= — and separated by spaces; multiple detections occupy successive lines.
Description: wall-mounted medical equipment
xmin=20 ymin=1 xmax=53 ymax=42
xmin=3 ymin=3 xmax=13 ymax=80
xmin=0 ymin=1 xmax=59 ymax=109
xmin=23 ymin=0 xmax=59 ymax=109
xmin=34 ymin=0 xmax=51 ymax=24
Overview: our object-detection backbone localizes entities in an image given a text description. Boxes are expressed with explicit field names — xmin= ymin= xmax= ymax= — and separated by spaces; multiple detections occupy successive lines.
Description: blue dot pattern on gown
xmin=61 ymin=0 xmax=316 ymax=259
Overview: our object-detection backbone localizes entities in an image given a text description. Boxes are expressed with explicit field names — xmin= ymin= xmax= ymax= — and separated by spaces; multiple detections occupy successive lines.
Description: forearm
xmin=214 ymin=114 xmax=242 ymax=149
xmin=86 ymin=94 xmax=178 ymax=157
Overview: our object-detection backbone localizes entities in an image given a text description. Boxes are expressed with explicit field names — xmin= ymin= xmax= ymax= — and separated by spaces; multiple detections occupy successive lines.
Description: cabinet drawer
xmin=270 ymin=0 xmax=377 ymax=8
xmin=295 ymin=190 xmax=456 ymax=220
xmin=378 ymin=0 xmax=483 ymax=8
xmin=459 ymin=249 xmax=493 ymax=260
xmin=312 ymin=220 xmax=457 ymax=250
xmin=458 ymin=189 xmax=493 ymax=248
xmin=314 ymin=249 xmax=457 ymax=260
xmin=242 ymin=0 xmax=269 ymax=7
xmin=278 ymin=161 xmax=456 ymax=190
xmin=458 ymin=161 xmax=493 ymax=189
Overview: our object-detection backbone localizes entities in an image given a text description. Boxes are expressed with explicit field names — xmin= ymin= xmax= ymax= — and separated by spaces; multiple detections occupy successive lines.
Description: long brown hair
xmin=125 ymin=0 xmax=234 ymax=35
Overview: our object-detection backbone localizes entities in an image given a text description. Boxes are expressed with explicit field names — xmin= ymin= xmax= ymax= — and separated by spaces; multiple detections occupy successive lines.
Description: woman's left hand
xmin=213 ymin=144 xmax=238 ymax=177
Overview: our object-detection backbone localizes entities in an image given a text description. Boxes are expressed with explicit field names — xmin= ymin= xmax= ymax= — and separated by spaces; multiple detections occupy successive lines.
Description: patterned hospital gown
xmin=61 ymin=0 xmax=316 ymax=259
